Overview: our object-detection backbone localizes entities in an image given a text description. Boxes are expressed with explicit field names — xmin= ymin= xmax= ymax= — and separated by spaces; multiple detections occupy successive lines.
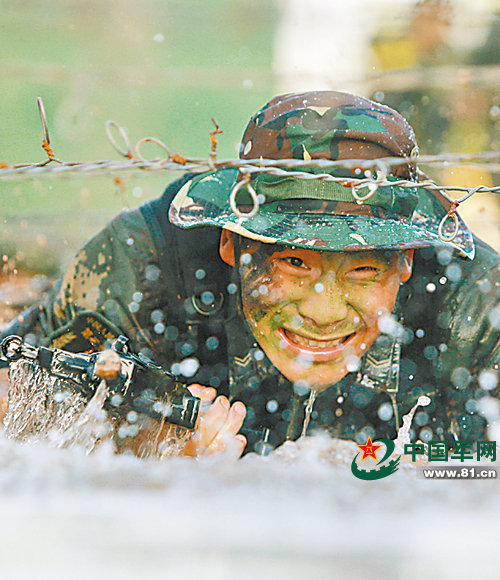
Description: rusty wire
xmin=3 ymin=97 xmax=500 ymax=244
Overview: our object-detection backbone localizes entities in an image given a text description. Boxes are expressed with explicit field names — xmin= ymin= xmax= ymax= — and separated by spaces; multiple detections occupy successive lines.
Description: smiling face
xmin=220 ymin=231 xmax=413 ymax=392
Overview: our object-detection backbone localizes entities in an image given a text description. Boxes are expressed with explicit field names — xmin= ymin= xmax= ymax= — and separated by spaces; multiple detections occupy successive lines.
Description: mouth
xmin=279 ymin=328 xmax=356 ymax=362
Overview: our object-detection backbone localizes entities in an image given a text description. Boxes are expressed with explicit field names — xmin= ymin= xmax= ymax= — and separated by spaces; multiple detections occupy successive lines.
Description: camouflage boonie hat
xmin=169 ymin=91 xmax=474 ymax=258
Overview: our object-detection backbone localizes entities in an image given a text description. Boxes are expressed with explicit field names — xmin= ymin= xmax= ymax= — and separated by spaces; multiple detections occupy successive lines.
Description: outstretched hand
xmin=180 ymin=384 xmax=247 ymax=458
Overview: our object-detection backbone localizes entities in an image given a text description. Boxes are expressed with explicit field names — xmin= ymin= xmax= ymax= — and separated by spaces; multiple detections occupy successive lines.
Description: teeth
xmin=286 ymin=330 xmax=350 ymax=349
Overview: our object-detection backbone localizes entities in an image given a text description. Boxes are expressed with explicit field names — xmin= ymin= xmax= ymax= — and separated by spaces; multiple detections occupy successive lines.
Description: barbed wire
xmin=3 ymin=98 xmax=500 ymax=243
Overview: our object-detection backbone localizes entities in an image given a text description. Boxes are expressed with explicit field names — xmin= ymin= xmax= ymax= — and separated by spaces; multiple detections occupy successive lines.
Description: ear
xmin=401 ymin=250 xmax=414 ymax=283
xmin=219 ymin=229 xmax=236 ymax=266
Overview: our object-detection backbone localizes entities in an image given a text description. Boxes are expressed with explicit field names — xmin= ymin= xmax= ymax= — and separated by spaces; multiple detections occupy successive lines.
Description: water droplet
xmin=165 ymin=326 xmax=178 ymax=341
xmin=451 ymin=367 xmax=472 ymax=389
xmin=415 ymin=411 xmax=429 ymax=426
xmin=253 ymin=349 xmax=264 ymax=361
xmin=110 ymin=394 xmax=123 ymax=407
xmin=127 ymin=411 xmax=138 ymax=423
xmin=227 ymin=283 xmax=238 ymax=295
xmin=465 ymin=399 xmax=478 ymax=413
xmin=445 ymin=264 xmax=462 ymax=282
xmin=201 ymin=291 xmax=214 ymax=305
xmin=266 ymin=399 xmax=279 ymax=413
xmin=145 ymin=265 xmax=160 ymax=282
xmin=479 ymin=370 xmax=498 ymax=390
xmin=205 ymin=336 xmax=220 ymax=350
xmin=195 ymin=269 xmax=206 ymax=280
xmin=345 ymin=355 xmax=360 ymax=372
xmin=151 ymin=309 xmax=164 ymax=323
xmin=378 ymin=402 xmax=393 ymax=421
xmin=294 ymin=380 xmax=310 ymax=396
xmin=437 ymin=250 xmax=452 ymax=265
xmin=154 ymin=323 xmax=165 ymax=334
xmin=488 ymin=306 xmax=500 ymax=329
xmin=241 ymin=253 xmax=252 ymax=265
xmin=419 ymin=427 xmax=433 ymax=442
xmin=179 ymin=358 xmax=200 ymax=377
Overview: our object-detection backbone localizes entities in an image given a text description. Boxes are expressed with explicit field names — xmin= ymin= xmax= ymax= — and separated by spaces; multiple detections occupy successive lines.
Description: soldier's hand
xmin=179 ymin=384 xmax=247 ymax=458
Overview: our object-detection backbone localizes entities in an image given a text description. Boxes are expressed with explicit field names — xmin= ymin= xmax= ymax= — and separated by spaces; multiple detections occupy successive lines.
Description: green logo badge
xmin=351 ymin=436 xmax=400 ymax=480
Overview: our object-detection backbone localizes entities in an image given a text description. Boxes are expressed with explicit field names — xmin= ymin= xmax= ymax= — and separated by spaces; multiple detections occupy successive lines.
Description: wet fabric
xmin=169 ymin=91 xmax=474 ymax=257
xmin=7 ymin=176 xmax=500 ymax=454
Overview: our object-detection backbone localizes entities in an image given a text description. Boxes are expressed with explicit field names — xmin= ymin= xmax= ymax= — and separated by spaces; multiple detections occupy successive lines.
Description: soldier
xmin=2 ymin=90 xmax=500 ymax=458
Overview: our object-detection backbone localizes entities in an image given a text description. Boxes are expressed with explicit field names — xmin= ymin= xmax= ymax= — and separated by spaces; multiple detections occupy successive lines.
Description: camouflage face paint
xmin=239 ymin=243 xmax=413 ymax=392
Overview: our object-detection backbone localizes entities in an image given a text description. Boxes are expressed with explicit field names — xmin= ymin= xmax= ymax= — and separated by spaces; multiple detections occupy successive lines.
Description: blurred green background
xmin=0 ymin=0 xmax=278 ymax=272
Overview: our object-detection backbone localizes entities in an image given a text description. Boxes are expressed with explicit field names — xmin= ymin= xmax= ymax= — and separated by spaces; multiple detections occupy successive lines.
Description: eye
xmin=346 ymin=264 xmax=383 ymax=280
xmin=280 ymin=256 xmax=307 ymax=268
xmin=353 ymin=266 xmax=379 ymax=273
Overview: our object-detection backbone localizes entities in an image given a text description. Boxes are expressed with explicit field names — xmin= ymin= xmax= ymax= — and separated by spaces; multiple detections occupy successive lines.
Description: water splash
xmin=4 ymin=358 xmax=193 ymax=458
xmin=50 ymin=380 xmax=112 ymax=453
xmin=393 ymin=395 xmax=431 ymax=455
xmin=4 ymin=359 xmax=87 ymax=441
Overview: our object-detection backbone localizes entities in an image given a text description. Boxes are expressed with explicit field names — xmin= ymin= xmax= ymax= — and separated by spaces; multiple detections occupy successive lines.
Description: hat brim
xmin=169 ymin=168 xmax=475 ymax=258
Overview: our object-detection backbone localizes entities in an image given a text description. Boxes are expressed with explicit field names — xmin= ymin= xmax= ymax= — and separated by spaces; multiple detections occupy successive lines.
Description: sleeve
xmin=439 ymin=244 xmax=500 ymax=440
xmin=38 ymin=207 xmax=169 ymax=360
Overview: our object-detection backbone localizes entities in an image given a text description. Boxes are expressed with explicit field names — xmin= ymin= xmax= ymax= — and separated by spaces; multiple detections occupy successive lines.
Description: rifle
xmin=0 ymin=334 xmax=201 ymax=431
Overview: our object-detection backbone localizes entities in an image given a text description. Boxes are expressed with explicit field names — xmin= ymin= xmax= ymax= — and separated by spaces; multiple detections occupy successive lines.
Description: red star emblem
xmin=355 ymin=435 xmax=384 ymax=462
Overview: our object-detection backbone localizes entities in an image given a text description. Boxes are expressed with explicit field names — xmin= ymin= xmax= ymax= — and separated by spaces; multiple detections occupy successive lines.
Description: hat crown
xmin=240 ymin=91 xmax=418 ymax=179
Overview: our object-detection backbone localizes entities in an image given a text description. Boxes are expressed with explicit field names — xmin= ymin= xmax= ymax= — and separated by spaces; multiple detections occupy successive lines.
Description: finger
xmin=187 ymin=395 xmax=231 ymax=454
xmin=205 ymin=401 xmax=246 ymax=455
xmin=187 ymin=384 xmax=217 ymax=403
xmin=208 ymin=433 xmax=247 ymax=459
xmin=195 ymin=396 xmax=231 ymax=448
xmin=234 ymin=434 xmax=247 ymax=457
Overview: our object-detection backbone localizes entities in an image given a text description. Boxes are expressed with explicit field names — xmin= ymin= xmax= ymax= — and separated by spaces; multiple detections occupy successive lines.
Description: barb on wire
xmin=4 ymin=97 xmax=500 ymax=226
xmin=36 ymin=97 xmax=65 ymax=164
xmin=438 ymin=200 xmax=460 ymax=242
xmin=135 ymin=137 xmax=186 ymax=166
xmin=229 ymin=170 xmax=259 ymax=222
xmin=114 ymin=177 xmax=128 ymax=206
xmin=105 ymin=120 xmax=134 ymax=160
xmin=209 ymin=118 xmax=223 ymax=169
xmin=351 ymin=181 xmax=380 ymax=204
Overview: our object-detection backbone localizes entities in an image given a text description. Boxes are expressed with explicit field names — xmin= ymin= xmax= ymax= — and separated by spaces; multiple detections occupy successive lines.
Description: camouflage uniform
xmin=4 ymin=91 xmax=500 ymax=452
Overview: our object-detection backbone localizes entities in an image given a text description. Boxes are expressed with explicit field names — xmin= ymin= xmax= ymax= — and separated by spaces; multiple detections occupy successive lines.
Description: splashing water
xmin=50 ymin=380 xmax=112 ymax=453
xmin=393 ymin=395 xmax=432 ymax=455
xmin=4 ymin=358 xmax=192 ymax=458
xmin=4 ymin=359 xmax=88 ymax=440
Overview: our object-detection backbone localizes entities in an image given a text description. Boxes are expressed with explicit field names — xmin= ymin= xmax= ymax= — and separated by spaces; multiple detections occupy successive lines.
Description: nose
xmin=297 ymin=271 xmax=349 ymax=327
